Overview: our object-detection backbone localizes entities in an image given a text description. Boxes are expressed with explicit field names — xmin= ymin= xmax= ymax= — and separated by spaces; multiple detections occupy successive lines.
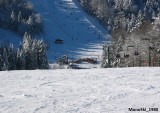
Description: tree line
xmin=79 ymin=0 xmax=160 ymax=33
xmin=79 ymin=0 xmax=160 ymax=67
xmin=0 ymin=32 xmax=49 ymax=71
xmin=0 ymin=0 xmax=43 ymax=36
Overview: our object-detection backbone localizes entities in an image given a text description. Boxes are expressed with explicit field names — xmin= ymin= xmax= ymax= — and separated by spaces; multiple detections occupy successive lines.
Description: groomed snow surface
xmin=30 ymin=0 xmax=109 ymax=61
xmin=1 ymin=67 xmax=160 ymax=113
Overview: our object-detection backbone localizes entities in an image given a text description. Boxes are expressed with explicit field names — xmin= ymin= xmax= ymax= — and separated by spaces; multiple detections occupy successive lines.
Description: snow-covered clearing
xmin=0 ymin=28 xmax=22 ymax=48
xmin=30 ymin=0 xmax=109 ymax=61
xmin=1 ymin=67 xmax=160 ymax=113
xmin=0 ymin=0 xmax=109 ymax=63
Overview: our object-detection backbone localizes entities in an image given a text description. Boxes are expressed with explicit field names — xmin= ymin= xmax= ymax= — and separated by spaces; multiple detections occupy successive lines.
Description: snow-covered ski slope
xmin=30 ymin=0 xmax=109 ymax=61
xmin=0 ymin=28 xmax=22 ymax=48
xmin=1 ymin=67 xmax=160 ymax=113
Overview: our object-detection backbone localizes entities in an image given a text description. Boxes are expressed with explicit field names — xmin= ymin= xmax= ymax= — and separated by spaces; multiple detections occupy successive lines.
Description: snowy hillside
xmin=29 ymin=0 xmax=109 ymax=61
xmin=0 ymin=28 xmax=22 ymax=48
xmin=1 ymin=67 xmax=160 ymax=113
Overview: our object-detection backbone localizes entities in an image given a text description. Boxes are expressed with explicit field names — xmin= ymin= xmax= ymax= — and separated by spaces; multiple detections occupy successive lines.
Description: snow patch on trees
xmin=0 ymin=32 xmax=49 ymax=71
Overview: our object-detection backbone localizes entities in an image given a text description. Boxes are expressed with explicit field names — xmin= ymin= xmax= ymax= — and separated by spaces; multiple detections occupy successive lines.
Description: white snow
xmin=1 ymin=67 xmax=160 ymax=113
xmin=0 ymin=0 xmax=109 ymax=63
xmin=29 ymin=0 xmax=109 ymax=61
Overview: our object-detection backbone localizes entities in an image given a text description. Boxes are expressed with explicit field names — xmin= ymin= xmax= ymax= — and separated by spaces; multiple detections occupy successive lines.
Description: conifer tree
xmin=32 ymin=39 xmax=38 ymax=69
xmin=0 ymin=54 xmax=3 ymax=71
xmin=2 ymin=48 xmax=9 ymax=71
xmin=22 ymin=32 xmax=34 ymax=70
xmin=18 ymin=11 xmax=22 ymax=22
xmin=16 ymin=49 xmax=26 ymax=70
xmin=37 ymin=40 xmax=49 ymax=69
xmin=8 ymin=44 xmax=16 ymax=70
xmin=27 ymin=15 xmax=34 ymax=35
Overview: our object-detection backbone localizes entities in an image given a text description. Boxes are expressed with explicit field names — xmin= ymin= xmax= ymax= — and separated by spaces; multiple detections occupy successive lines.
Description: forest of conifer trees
xmin=0 ymin=0 xmax=48 ymax=71
xmin=79 ymin=0 xmax=160 ymax=67
xmin=0 ymin=0 xmax=43 ymax=36
xmin=0 ymin=32 xmax=49 ymax=71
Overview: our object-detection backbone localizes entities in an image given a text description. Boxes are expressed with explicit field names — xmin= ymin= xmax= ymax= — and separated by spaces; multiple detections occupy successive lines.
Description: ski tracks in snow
xmin=30 ymin=0 xmax=109 ymax=61
xmin=1 ymin=68 xmax=160 ymax=112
